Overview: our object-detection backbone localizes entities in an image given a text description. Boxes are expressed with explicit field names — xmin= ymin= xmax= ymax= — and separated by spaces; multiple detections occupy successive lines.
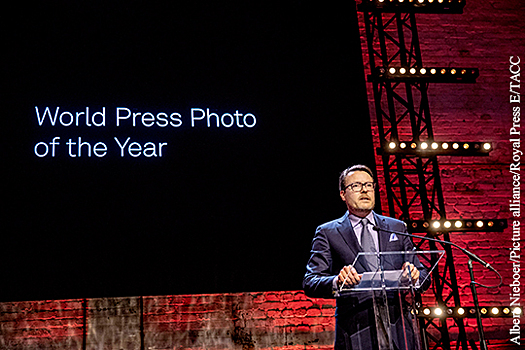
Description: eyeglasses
xmin=344 ymin=182 xmax=376 ymax=192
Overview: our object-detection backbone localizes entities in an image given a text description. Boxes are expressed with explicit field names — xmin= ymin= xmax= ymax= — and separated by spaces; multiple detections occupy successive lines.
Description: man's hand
xmin=338 ymin=265 xmax=362 ymax=288
xmin=402 ymin=262 xmax=420 ymax=282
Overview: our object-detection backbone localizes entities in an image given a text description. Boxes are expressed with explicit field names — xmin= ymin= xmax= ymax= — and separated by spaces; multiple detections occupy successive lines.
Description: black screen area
xmin=3 ymin=3 xmax=374 ymax=301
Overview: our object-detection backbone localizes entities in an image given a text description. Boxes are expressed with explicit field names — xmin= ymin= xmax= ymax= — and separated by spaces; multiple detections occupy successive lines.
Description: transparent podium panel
xmin=338 ymin=250 xmax=445 ymax=350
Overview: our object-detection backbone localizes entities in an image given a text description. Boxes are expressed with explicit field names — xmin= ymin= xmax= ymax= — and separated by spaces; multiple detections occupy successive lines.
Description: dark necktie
xmin=361 ymin=218 xmax=378 ymax=271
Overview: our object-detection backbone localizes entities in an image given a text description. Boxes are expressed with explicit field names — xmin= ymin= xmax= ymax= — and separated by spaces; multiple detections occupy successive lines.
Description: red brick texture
xmin=0 ymin=292 xmax=336 ymax=349
xmin=358 ymin=0 xmax=525 ymax=347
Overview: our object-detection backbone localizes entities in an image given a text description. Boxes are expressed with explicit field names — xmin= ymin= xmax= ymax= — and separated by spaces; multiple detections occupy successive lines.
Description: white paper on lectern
xmin=353 ymin=269 xmax=419 ymax=290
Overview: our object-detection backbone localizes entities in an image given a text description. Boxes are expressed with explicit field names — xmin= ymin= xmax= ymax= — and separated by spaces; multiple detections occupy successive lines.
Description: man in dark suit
xmin=303 ymin=164 xmax=428 ymax=350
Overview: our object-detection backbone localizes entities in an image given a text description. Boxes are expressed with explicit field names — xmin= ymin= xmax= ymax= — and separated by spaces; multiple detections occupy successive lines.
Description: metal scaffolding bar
xmin=359 ymin=8 xmax=470 ymax=350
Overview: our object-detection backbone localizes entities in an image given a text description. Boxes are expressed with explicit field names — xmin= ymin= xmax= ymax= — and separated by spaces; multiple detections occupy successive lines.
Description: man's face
xmin=339 ymin=170 xmax=375 ymax=217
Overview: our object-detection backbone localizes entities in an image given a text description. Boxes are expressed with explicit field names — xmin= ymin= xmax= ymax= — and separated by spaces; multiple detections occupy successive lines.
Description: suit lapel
xmin=336 ymin=212 xmax=368 ymax=271
xmin=336 ymin=212 xmax=360 ymax=253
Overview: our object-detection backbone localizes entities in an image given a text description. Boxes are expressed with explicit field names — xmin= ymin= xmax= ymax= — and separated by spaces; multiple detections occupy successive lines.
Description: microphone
xmin=372 ymin=225 xmax=499 ymax=279
xmin=373 ymin=226 xmax=498 ymax=350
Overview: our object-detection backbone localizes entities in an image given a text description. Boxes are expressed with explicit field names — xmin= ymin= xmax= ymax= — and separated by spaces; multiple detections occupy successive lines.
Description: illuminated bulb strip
xmin=373 ymin=66 xmax=478 ymax=83
xmin=358 ymin=0 xmax=466 ymax=14
xmin=418 ymin=306 xmax=522 ymax=318
xmin=407 ymin=219 xmax=507 ymax=233
xmin=382 ymin=141 xmax=492 ymax=156
xmin=370 ymin=0 xmax=464 ymax=3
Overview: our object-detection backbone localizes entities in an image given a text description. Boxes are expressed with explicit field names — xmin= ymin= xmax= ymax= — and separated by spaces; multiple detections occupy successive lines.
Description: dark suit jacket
xmin=303 ymin=211 xmax=429 ymax=350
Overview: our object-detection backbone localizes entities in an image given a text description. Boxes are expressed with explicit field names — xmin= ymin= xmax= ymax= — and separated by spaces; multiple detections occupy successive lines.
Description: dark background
xmin=2 ymin=2 xmax=375 ymax=301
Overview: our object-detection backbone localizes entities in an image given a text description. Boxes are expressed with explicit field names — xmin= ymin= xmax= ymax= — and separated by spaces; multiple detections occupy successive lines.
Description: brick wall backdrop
xmin=359 ymin=0 xmax=525 ymax=347
xmin=0 ymin=292 xmax=336 ymax=350
xmin=1 ymin=1 xmax=523 ymax=349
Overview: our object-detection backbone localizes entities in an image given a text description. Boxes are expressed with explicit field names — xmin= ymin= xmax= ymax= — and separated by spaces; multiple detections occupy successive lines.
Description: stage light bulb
xmin=444 ymin=221 xmax=451 ymax=228
xmin=389 ymin=67 xmax=396 ymax=74
xmin=410 ymin=142 xmax=417 ymax=149
xmin=418 ymin=0 xmax=424 ymax=3
xmin=440 ymin=69 xmax=446 ymax=74
xmin=438 ymin=0 xmax=444 ymax=3
xmin=483 ymin=143 xmax=491 ymax=150
xmin=399 ymin=67 xmax=406 ymax=74
xmin=491 ymin=307 xmax=499 ymax=315
xmin=488 ymin=221 xmax=494 ymax=227
xmin=513 ymin=307 xmax=522 ymax=315
xmin=503 ymin=308 xmax=510 ymax=314
xmin=452 ymin=143 xmax=459 ymax=149
xmin=432 ymin=221 xmax=440 ymax=229
xmin=466 ymin=221 xmax=473 ymax=227
xmin=461 ymin=69 xmax=467 ymax=74
xmin=420 ymin=142 xmax=428 ymax=149
xmin=442 ymin=143 xmax=449 ymax=149
xmin=454 ymin=221 xmax=462 ymax=228
xmin=457 ymin=307 xmax=465 ymax=315
xmin=389 ymin=142 xmax=397 ymax=149
xmin=431 ymin=142 xmax=438 ymax=149
xmin=481 ymin=308 xmax=487 ymax=314
xmin=434 ymin=308 xmax=443 ymax=316
xmin=400 ymin=142 xmax=407 ymax=149
xmin=410 ymin=67 xmax=417 ymax=74
xmin=420 ymin=68 xmax=427 ymax=74
xmin=423 ymin=222 xmax=430 ymax=228
xmin=430 ymin=68 xmax=437 ymax=74
xmin=463 ymin=143 xmax=469 ymax=149
xmin=476 ymin=221 xmax=484 ymax=228
xmin=423 ymin=308 xmax=431 ymax=315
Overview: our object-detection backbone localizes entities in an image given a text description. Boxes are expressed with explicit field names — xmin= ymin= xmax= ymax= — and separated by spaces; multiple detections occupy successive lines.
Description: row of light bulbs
xmin=408 ymin=219 xmax=507 ymax=232
xmin=429 ymin=220 xmax=490 ymax=229
xmin=386 ymin=67 xmax=472 ymax=76
xmin=359 ymin=0 xmax=466 ymax=14
xmin=372 ymin=66 xmax=479 ymax=82
xmin=386 ymin=141 xmax=491 ymax=151
xmin=420 ymin=306 xmax=521 ymax=318
xmin=375 ymin=0 xmax=462 ymax=3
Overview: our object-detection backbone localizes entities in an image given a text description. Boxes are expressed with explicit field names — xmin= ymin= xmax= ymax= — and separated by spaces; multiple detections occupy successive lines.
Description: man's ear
xmin=339 ymin=190 xmax=346 ymax=202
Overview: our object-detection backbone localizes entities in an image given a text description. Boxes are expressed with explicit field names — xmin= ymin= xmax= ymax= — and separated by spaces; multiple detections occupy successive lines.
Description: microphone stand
xmin=468 ymin=259 xmax=487 ymax=350
xmin=374 ymin=226 xmax=501 ymax=350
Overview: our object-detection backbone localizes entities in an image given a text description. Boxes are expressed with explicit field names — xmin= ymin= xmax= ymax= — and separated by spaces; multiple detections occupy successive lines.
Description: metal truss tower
xmin=357 ymin=2 xmax=471 ymax=349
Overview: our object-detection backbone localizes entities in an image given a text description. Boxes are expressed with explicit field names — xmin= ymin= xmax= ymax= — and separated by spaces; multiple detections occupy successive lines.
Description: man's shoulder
xmin=317 ymin=212 xmax=348 ymax=231
xmin=374 ymin=212 xmax=407 ymax=229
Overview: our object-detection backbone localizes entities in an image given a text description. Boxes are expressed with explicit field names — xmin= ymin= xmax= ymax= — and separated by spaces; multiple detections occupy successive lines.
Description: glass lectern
xmin=338 ymin=250 xmax=445 ymax=350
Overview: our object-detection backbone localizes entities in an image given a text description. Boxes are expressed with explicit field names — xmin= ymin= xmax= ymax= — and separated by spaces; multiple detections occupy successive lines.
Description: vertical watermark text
xmin=509 ymin=55 xmax=521 ymax=346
